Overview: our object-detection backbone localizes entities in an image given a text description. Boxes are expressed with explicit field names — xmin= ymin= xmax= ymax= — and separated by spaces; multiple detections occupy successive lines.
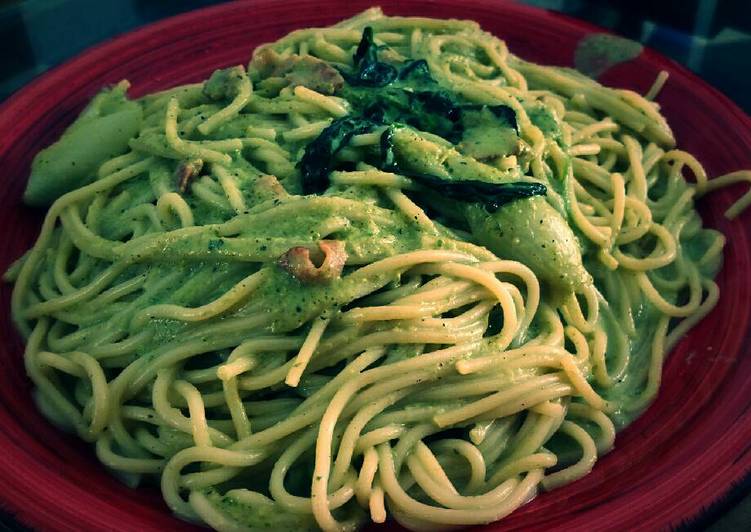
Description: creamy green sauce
xmin=14 ymin=21 xmax=726 ymax=530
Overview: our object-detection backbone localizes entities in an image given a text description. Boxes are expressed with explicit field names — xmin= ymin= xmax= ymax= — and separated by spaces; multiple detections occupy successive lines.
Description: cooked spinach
xmin=300 ymin=119 xmax=544 ymax=210
xmin=346 ymin=27 xmax=398 ymax=87
xmin=379 ymin=125 xmax=399 ymax=172
xmin=398 ymin=59 xmax=434 ymax=83
xmin=343 ymin=85 xmax=515 ymax=145
xmin=483 ymin=306 xmax=505 ymax=337
xmin=300 ymin=30 xmax=542 ymax=208
xmin=343 ymin=28 xmax=519 ymax=143
xmin=350 ymin=88 xmax=461 ymax=141
xmin=299 ymin=118 xmax=378 ymax=193
xmin=410 ymin=174 xmax=546 ymax=212
xmin=347 ymin=32 xmax=436 ymax=87
xmin=463 ymin=103 xmax=518 ymax=133
xmin=378 ymin=126 xmax=545 ymax=211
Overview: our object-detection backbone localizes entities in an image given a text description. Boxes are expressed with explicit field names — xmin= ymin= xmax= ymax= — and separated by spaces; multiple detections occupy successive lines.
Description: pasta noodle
xmin=6 ymin=8 xmax=747 ymax=531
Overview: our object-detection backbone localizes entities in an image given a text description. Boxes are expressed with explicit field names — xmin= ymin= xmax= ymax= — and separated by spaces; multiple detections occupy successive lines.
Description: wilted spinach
xmin=300 ymin=120 xmax=546 ymax=210
xmin=299 ymin=118 xmax=377 ymax=193
xmin=398 ymin=59 xmax=434 ymax=83
xmin=378 ymin=126 xmax=545 ymax=211
xmin=342 ymin=27 xmax=519 ymax=141
xmin=300 ymin=27 xmax=544 ymax=208
xmin=346 ymin=87 xmax=462 ymax=141
xmin=462 ymin=103 xmax=518 ymax=133
xmin=345 ymin=27 xmax=398 ymax=87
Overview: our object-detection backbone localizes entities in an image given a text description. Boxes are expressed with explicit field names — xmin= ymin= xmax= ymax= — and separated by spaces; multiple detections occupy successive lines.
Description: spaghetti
xmin=6 ymin=8 xmax=747 ymax=531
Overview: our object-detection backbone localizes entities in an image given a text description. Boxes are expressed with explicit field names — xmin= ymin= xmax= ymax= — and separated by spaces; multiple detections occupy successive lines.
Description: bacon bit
xmin=278 ymin=240 xmax=347 ymax=283
xmin=252 ymin=174 xmax=289 ymax=203
xmin=203 ymin=66 xmax=246 ymax=100
xmin=249 ymin=48 xmax=344 ymax=95
xmin=175 ymin=159 xmax=203 ymax=193
xmin=249 ymin=48 xmax=282 ymax=78
xmin=284 ymin=58 xmax=344 ymax=95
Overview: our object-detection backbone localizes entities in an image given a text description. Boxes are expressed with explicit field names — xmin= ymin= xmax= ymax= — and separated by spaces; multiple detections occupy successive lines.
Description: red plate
xmin=1 ymin=1 xmax=750 ymax=530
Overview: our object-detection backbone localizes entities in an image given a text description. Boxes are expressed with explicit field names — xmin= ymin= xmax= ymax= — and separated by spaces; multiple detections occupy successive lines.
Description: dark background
xmin=0 ymin=0 xmax=749 ymax=530
xmin=1 ymin=0 xmax=750 ymax=111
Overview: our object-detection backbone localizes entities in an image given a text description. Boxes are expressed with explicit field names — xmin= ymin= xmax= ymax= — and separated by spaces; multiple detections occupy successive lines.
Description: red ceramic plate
xmin=1 ymin=1 xmax=750 ymax=531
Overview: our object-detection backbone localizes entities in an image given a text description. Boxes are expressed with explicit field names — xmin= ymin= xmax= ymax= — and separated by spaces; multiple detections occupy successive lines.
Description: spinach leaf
xmin=299 ymin=118 xmax=379 ymax=193
xmin=398 ymin=59 xmax=435 ymax=83
xmin=379 ymin=125 xmax=399 ymax=172
xmin=463 ymin=104 xmax=518 ymax=133
xmin=379 ymin=127 xmax=545 ymax=211
xmin=301 ymin=38 xmax=537 ymax=207
xmin=299 ymin=118 xmax=547 ymax=212
xmin=408 ymin=173 xmax=547 ymax=212
xmin=343 ymin=29 xmax=518 ymax=142
xmin=346 ymin=27 xmax=397 ymax=87
xmin=483 ymin=306 xmax=505 ymax=337
xmin=300 ymin=119 xmax=545 ymax=211
xmin=415 ymin=90 xmax=456 ymax=115
xmin=358 ymin=89 xmax=460 ymax=141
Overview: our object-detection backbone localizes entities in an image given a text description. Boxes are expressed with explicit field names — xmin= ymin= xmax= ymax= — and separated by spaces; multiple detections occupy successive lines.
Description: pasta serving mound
xmin=7 ymin=8 xmax=749 ymax=531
